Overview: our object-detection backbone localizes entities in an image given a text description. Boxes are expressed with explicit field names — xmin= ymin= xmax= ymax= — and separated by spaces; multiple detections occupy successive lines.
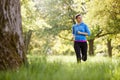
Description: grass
xmin=0 ymin=55 xmax=120 ymax=80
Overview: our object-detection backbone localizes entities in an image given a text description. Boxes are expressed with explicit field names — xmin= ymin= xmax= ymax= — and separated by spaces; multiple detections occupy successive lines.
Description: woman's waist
xmin=75 ymin=36 xmax=86 ymax=39
xmin=74 ymin=40 xmax=87 ymax=42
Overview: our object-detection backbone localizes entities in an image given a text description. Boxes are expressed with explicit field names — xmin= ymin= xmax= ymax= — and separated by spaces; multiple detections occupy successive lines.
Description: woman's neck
xmin=77 ymin=21 xmax=82 ymax=25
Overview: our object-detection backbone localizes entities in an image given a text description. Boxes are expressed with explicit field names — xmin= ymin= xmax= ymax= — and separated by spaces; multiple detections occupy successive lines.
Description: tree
xmin=87 ymin=25 xmax=102 ymax=56
xmin=0 ymin=0 xmax=26 ymax=70
xmin=33 ymin=0 xmax=79 ymax=55
xmin=107 ymin=39 xmax=112 ymax=57
xmin=85 ymin=0 xmax=120 ymax=56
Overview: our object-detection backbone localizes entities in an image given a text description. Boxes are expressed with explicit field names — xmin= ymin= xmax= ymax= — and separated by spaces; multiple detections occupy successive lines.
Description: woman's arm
xmin=71 ymin=26 xmax=75 ymax=41
xmin=78 ymin=31 xmax=88 ymax=36
xmin=71 ymin=34 xmax=75 ymax=41
xmin=78 ymin=24 xmax=91 ymax=36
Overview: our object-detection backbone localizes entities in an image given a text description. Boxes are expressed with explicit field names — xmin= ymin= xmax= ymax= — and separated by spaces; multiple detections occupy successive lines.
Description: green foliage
xmin=0 ymin=56 xmax=120 ymax=80
xmin=21 ymin=0 xmax=82 ymax=55
xmin=36 ymin=0 xmax=78 ymax=32
xmin=21 ymin=0 xmax=120 ymax=55
xmin=87 ymin=25 xmax=102 ymax=40
xmin=85 ymin=0 xmax=120 ymax=34
xmin=84 ymin=0 xmax=120 ymax=55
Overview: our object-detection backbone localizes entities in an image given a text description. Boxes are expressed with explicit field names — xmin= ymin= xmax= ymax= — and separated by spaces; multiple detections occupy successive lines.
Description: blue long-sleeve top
xmin=72 ymin=22 xmax=90 ymax=41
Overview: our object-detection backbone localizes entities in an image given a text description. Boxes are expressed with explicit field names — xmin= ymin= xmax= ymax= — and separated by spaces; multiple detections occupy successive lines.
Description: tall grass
xmin=0 ymin=55 xmax=120 ymax=80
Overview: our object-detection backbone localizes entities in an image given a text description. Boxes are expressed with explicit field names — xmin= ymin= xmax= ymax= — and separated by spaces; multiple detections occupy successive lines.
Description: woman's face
xmin=76 ymin=16 xmax=82 ymax=23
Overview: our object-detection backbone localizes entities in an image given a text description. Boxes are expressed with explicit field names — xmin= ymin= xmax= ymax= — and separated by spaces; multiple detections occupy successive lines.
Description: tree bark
xmin=24 ymin=30 xmax=33 ymax=54
xmin=107 ymin=39 xmax=112 ymax=57
xmin=88 ymin=39 xmax=94 ymax=56
xmin=0 ymin=0 xmax=25 ymax=70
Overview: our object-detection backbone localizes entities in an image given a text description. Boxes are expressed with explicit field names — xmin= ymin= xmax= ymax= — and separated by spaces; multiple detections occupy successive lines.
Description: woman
xmin=72 ymin=14 xmax=91 ymax=63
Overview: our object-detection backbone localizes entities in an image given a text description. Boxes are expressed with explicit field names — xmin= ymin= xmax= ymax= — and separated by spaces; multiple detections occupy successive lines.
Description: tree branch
xmin=96 ymin=32 xmax=115 ymax=38
xmin=58 ymin=35 xmax=73 ymax=41
xmin=95 ymin=30 xmax=103 ymax=38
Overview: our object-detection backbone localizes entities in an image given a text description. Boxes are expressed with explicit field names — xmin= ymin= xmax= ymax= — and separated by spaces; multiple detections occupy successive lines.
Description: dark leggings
xmin=74 ymin=41 xmax=87 ymax=62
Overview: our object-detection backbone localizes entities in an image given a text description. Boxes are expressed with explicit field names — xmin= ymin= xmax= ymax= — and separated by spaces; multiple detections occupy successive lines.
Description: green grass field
xmin=0 ymin=55 xmax=120 ymax=80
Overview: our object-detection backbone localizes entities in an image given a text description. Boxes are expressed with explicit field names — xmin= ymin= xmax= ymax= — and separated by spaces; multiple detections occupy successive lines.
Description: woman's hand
xmin=71 ymin=35 xmax=75 ymax=41
xmin=78 ymin=31 xmax=82 ymax=34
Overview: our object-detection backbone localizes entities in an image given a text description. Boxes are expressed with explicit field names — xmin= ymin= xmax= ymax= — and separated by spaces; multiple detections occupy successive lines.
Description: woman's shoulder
xmin=81 ymin=22 xmax=88 ymax=28
xmin=81 ymin=22 xmax=87 ymax=26
xmin=72 ymin=24 xmax=77 ymax=27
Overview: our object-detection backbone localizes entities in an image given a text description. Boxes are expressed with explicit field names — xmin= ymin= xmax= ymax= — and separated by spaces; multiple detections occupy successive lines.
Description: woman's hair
xmin=75 ymin=14 xmax=81 ymax=19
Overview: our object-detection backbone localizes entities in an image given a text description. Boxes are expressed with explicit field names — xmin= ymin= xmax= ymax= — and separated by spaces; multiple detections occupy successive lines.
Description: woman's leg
xmin=74 ymin=42 xmax=81 ymax=62
xmin=80 ymin=42 xmax=87 ymax=61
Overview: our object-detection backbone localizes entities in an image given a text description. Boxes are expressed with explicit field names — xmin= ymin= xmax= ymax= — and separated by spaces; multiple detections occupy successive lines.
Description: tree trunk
xmin=88 ymin=39 xmax=94 ymax=56
xmin=0 ymin=0 xmax=25 ymax=70
xmin=107 ymin=39 xmax=112 ymax=57
xmin=24 ymin=30 xmax=33 ymax=54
